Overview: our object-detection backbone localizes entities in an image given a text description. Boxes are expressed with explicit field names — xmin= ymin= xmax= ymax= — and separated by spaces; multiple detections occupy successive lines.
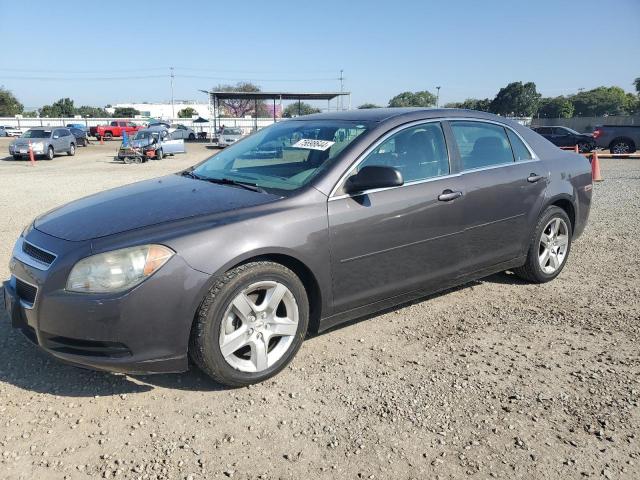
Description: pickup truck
xmin=92 ymin=121 xmax=143 ymax=141
xmin=593 ymin=125 xmax=640 ymax=154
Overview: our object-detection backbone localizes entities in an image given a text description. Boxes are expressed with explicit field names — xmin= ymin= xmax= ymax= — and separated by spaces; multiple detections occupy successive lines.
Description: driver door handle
xmin=438 ymin=190 xmax=463 ymax=202
xmin=527 ymin=173 xmax=544 ymax=183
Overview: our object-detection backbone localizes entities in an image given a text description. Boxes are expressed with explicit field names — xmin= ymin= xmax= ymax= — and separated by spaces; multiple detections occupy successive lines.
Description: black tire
xmin=189 ymin=261 xmax=309 ymax=387
xmin=12 ymin=154 xmax=20 ymax=160
xmin=188 ymin=133 xmax=196 ymax=141
xmin=123 ymin=156 xmax=134 ymax=164
xmin=156 ymin=149 xmax=163 ymax=160
xmin=95 ymin=135 xmax=101 ymax=141
xmin=67 ymin=143 xmax=75 ymax=156
xmin=514 ymin=206 xmax=572 ymax=283
xmin=46 ymin=146 xmax=54 ymax=160
xmin=104 ymin=132 xmax=113 ymax=140
xmin=609 ymin=138 xmax=635 ymax=155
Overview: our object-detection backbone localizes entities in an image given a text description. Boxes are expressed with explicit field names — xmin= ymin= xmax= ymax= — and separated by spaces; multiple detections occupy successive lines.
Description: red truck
xmin=91 ymin=120 xmax=143 ymax=140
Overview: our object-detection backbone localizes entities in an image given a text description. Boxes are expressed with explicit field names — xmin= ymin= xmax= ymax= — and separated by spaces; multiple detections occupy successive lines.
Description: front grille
xmin=22 ymin=242 xmax=56 ymax=266
xmin=15 ymin=278 xmax=37 ymax=305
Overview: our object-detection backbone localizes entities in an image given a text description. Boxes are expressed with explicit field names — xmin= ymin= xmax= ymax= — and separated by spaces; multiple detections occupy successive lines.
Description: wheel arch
xmin=545 ymin=194 xmax=576 ymax=235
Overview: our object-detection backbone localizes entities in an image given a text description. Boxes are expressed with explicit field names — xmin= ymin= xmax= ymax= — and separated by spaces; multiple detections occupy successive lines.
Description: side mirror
xmin=345 ymin=166 xmax=403 ymax=194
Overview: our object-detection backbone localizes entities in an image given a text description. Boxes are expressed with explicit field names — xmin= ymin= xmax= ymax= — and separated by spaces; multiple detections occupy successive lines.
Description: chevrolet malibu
xmin=3 ymin=109 xmax=592 ymax=386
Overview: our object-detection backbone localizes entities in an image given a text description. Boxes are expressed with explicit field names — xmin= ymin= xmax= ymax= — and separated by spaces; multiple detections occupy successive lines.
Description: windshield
xmin=222 ymin=128 xmax=243 ymax=136
xmin=134 ymin=131 xmax=160 ymax=140
xmin=193 ymin=120 xmax=370 ymax=192
xmin=22 ymin=130 xmax=51 ymax=138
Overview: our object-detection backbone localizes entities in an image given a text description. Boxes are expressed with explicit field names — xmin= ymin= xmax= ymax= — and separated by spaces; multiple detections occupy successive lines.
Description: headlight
xmin=66 ymin=244 xmax=174 ymax=293
xmin=31 ymin=141 xmax=44 ymax=150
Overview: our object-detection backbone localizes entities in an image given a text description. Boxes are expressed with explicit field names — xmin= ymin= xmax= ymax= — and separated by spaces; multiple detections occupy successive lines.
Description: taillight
xmin=593 ymin=129 xmax=602 ymax=139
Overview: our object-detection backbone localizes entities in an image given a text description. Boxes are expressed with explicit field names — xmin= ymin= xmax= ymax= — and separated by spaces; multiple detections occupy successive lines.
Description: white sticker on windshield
xmin=292 ymin=138 xmax=335 ymax=151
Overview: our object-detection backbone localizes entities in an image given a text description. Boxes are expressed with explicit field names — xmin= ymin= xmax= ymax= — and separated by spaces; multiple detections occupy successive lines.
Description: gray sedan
xmin=9 ymin=128 xmax=76 ymax=160
xmin=3 ymin=109 xmax=592 ymax=386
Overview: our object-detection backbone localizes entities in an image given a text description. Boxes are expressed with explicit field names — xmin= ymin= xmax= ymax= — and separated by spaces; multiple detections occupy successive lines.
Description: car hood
xmin=12 ymin=138 xmax=48 ymax=146
xmin=35 ymin=174 xmax=280 ymax=241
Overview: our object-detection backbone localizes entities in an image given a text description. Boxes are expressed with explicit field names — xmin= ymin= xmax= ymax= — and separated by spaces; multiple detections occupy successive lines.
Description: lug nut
xmin=248 ymin=315 xmax=255 ymax=322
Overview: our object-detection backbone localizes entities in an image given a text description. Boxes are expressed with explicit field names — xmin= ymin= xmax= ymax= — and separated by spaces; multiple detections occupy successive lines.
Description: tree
xmin=40 ymin=97 xmax=75 ymax=117
xmin=113 ymin=107 xmax=140 ymax=118
xmin=388 ymin=90 xmax=436 ymax=108
xmin=634 ymin=77 xmax=640 ymax=95
xmin=213 ymin=82 xmax=265 ymax=117
xmin=537 ymin=96 xmax=575 ymax=118
xmin=444 ymin=98 xmax=492 ymax=111
xmin=0 ymin=87 xmax=24 ymax=116
xmin=76 ymin=105 xmax=109 ymax=117
xmin=358 ymin=103 xmax=382 ymax=109
xmin=489 ymin=82 xmax=541 ymax=116
xmin=22 ymin=111 xmax=38 ymax=118
xmin=570 ymin=86 xmax=637 ymax=116
xmin=282 ymin=102 xmax=321 ymax=118
xmin=178 ymin=107 xmax=197 ymax=118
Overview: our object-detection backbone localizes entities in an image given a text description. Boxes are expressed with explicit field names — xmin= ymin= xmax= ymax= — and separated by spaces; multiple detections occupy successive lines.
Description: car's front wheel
xmin=514 ymin=206 xmax=572 ymax=283
xmin=46 ymin=146 xmax=54 ymax=160
xmin=12 ymin=154 xmax=20 ymax=160
xmin=610 ymin=139 xmax=635 ymax=155
xmin=68 ymin=143 xmax=75 ymax=156
xmin=190 ymin=261 xmax=309 ymax=387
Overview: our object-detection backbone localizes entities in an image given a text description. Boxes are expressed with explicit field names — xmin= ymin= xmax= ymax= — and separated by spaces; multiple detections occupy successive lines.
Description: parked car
xmin=169 ymin=124 xmax=196 ymax=141
xmin=592 ymin=125 xmax=640 ymax=154
xmin=3 ymin=109 xmax=592 ymax=386
xmin=532 ymin=126 xmax=595 ymax=153
xmin=117 ymin=126 xmax=185 ymax=163
xmin=66 ymin=123 xmax=87 ymax=132
xmin=4 ymin=126 xmax=24 ymax=137
xmin=69 ymin=127 xmax=88 ymax=147
xmin=94 ymin=121 xmax=143 ymax=141
xmin=8 ymin=128 xmax=76 ymax=160
xmin=217 ymin=127 xmax=244 ymax=147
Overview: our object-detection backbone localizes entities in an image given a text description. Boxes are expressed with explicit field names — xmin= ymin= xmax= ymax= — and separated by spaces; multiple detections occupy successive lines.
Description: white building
xmin=106 ymin=101 xmax=210 ymax=119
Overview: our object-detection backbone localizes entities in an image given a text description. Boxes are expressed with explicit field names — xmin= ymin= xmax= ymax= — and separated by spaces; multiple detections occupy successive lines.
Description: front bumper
xmin=5 ymin=230 xmax=211 ymax=374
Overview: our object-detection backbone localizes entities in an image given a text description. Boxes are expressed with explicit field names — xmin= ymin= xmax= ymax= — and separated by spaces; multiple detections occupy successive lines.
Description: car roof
xmin=295 ymin=107 xmax=511 ymax=124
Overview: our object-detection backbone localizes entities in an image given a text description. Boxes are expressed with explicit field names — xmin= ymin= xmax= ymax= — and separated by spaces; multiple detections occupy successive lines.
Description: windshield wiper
xmin=205 ymin=177 xmax=265 ymax=193
xmin=181 ymin=170 xmax=265 ymax=193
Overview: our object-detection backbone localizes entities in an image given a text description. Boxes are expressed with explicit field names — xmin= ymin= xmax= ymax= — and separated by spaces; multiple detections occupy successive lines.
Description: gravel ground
xmin=0 ymin=137 xmax=638 ymax=479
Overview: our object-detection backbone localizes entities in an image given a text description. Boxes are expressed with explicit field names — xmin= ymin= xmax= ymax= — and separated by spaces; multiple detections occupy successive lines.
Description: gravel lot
xmin=0 ymin=136 xmax=638 ymax=480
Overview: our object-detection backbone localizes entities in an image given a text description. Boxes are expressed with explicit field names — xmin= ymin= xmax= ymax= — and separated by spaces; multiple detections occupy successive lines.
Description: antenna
xmin=170 ymin=67 xmax=175 ymax=119
xmin=339 ymin=69 xmax=344 ymax=110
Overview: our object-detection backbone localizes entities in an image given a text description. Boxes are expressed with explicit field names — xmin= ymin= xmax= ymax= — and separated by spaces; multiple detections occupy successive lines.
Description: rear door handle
xmin=438 ymin=190 xmax=463 ymax=202
xmin=527 ymin=173 xmax=544 ymax=183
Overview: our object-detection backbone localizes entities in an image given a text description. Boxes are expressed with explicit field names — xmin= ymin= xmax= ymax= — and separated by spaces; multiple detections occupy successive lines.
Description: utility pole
xmin=436 ymin=86 xmax=441 ymax=108
xmin=170 ymin=67 xmax=175 ymax=120
xmin=339 ymin=69 xmax=344 ymax=110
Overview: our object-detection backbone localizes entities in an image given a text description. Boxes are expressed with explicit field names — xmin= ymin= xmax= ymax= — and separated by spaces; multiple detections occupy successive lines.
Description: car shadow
xmin=0 ymin=272 xmax=528 ymax=396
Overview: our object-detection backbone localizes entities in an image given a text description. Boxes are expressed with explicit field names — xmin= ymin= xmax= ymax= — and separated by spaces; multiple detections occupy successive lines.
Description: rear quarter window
xmin=506 ymin=129 xmax=533 ymax=161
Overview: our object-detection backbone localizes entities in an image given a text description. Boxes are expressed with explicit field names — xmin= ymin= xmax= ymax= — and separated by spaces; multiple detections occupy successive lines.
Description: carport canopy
xmin=199 ymin=89 xmax=352 ymax=133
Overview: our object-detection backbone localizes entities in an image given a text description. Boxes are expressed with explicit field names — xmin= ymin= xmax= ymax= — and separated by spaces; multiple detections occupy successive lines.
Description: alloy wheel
xmin=611 ymin=142 xmax=630 ymax=154
xmin=538 ymin=218 xmax=569 ymax=274
xmin=219 ymin=281 xmax=299 ymax=373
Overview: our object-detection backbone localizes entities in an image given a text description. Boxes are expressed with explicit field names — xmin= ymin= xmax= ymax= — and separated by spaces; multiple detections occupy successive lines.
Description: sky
xmin=0 ymin=0 xmax=638 ymax=111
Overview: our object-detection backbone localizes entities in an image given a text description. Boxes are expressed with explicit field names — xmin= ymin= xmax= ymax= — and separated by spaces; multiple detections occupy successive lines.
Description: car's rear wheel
xmin=46 ymin=146 xmax=54 ymax=160
xmin=514 ymin=206 xmax=572 ymax=283
xmin=68 ymin=143 xmax=75 ymax=156
xmin=189 ymin=261 xmax=309 ymax=387
xmin=610 ymin=138 xmax=635 ymax=154
xmin=188 ymin=133 xmax=195 ymax=141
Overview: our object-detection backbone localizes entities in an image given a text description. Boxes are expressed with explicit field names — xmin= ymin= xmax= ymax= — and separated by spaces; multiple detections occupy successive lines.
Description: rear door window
xmin=450 ymin=121 xmax=515 ymax=170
